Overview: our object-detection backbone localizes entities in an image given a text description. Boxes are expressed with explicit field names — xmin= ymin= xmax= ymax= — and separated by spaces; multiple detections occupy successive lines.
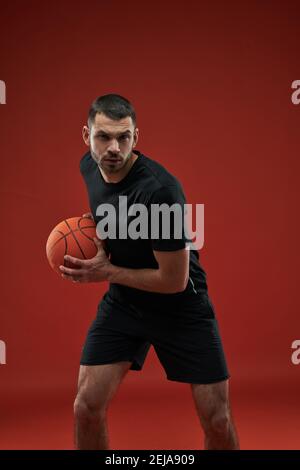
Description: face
xmin=82 ymin=113 xmax=139 ymax=174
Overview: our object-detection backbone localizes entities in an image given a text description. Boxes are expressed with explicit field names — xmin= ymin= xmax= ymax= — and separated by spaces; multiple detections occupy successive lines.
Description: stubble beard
xmin=92 ymin=149 xmax=133 ymax=174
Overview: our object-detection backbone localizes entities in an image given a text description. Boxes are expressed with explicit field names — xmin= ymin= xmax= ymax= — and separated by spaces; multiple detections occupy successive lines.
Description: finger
xmin=94 ymin=237 xmax=109 ymax=257
xmin=93 ymin=237 xmax=104 ymax=250
xmin=59 ymin=265 xmax=85 ymax=277
xmin=61 ymin=273 xmax=79 ymax=282
xmin=82 ymin=213 xmax=94 ymax=220
xmin=63 ymin=255 xmax=87 ymax=267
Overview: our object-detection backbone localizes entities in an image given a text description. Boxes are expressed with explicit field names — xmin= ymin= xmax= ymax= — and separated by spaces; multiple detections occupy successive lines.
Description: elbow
xmin=165 ymin=275 xmax=189 ymax=294
xmin=177 ymin=275 xmax=189 ymax=293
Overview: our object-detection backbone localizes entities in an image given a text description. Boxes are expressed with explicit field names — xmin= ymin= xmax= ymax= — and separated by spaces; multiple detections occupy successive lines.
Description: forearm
xmin=106 ymin=263 xmax=184 ymax=294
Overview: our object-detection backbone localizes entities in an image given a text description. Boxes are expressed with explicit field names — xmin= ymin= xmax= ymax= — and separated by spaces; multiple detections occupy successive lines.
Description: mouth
xmin=104 ymin=158 xmax=122 ymax=163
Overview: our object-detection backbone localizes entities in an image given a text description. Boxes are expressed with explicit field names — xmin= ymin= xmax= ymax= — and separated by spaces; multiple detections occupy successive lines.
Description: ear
xmin=82 ymin=125 xmax=90 ymax=146
xmin=133 ymin=127 xmax=139 ymax=147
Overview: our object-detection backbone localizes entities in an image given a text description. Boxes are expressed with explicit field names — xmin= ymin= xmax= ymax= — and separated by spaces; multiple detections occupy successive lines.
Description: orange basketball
xmin=46 ymin=216 xmax=99 ymax=274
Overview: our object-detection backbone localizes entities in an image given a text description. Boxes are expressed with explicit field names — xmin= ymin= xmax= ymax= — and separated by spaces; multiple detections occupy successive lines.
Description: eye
xmin=119 ymin=135 xmax=129 ymax=141
xmin=99 ymin=135 xmax=109 ymax=140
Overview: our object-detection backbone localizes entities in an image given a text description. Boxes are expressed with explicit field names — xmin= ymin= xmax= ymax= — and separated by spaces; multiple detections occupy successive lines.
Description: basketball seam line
xmin=77 ymin=217 xmax=96 ymax=241
xmin=64 ymin=219 xmax=87 ymax=260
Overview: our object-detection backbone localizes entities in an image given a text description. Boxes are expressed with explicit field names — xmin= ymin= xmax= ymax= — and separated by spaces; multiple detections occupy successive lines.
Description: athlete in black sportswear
xmin=60 ymin=94 xmax=239 ymax=450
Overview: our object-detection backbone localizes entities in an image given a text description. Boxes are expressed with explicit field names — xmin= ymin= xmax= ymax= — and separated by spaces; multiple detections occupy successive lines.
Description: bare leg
xmin=74 ymin=361 xmax=132 ymax=450
xmin=191 ymin=379 xmax=239 ymax=450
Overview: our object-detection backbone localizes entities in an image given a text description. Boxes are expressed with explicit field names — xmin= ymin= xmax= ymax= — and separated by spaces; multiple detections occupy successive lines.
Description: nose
xmin=107 ymin=138 xmax=120 ymax=153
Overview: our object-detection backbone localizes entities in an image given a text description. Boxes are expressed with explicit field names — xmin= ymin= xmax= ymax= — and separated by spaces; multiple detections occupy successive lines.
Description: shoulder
xmin=149 ymin=184 xmax=186 ymax=206
xmin=138 ymin=152 xmax=185 ymax=197
xmin=79 ymin=151 xmax=94 ymax=175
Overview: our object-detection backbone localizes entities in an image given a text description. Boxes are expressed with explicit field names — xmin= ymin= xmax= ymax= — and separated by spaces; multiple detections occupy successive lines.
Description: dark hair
xmin=88 ymin=94 xmax=136 ymax=128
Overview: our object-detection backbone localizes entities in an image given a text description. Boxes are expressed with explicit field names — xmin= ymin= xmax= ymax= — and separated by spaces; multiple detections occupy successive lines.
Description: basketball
xmin=46 ymin=216 xmax=99 ymax=274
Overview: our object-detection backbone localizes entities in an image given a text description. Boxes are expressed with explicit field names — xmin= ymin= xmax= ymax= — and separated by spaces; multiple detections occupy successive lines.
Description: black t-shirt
xmin=80 ymin=149 xmax=208 ymax=310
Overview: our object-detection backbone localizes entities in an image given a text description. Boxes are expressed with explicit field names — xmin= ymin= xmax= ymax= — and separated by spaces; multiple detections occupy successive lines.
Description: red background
xmin=0 ymin=0 xmax=299 ymax=449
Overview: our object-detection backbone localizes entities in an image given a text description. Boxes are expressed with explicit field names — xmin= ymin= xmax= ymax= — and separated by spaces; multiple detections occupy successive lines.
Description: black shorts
xmin=80 ymin=290 xmax=230 ymax=384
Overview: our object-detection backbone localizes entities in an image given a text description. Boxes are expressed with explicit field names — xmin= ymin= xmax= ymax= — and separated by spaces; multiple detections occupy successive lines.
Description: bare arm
xmin=60 ymin=240 xmax=190 ymax=294
xmin=106 ymin=248 xmax=190 ymax=294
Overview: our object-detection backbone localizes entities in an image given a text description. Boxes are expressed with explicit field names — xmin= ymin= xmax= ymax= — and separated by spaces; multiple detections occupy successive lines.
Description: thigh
xmin=80 ymin=292 xmax=151 ymax=371
xmin=191 ymin=379 xmax=229 ymax=412
xmin=76 ymin=362 xmax=132 ymax=409
xmin=149 ymin=294 xmax=230 ymax=384
xmin=190 ymin=379 xmax=231 ymax=428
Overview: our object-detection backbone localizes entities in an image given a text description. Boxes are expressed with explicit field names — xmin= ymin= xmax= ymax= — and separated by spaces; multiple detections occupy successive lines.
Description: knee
xmin=74 ymin=394 xmax=106 ymax=423
xmin=205 ymin=408 xmax=231 ymax=436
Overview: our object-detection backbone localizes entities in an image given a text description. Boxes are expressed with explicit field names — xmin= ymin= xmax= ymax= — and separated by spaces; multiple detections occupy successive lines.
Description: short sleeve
xmin=148 ymin=185 xmax=188 ymax=251
xmin=79 ymin=152 xmax=92 ymax=176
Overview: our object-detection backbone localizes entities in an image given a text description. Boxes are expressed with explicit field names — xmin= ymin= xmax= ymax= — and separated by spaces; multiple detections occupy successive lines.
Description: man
xmin=59 ymin=94 xmax=239 ymax=450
